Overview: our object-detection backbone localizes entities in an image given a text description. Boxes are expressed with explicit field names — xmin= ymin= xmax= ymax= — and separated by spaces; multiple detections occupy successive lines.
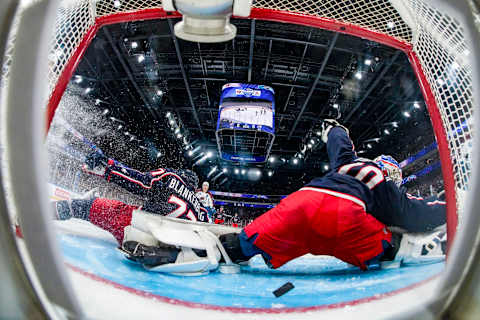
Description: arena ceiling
xmin=66 ymin=17 xmax=436 ymax=192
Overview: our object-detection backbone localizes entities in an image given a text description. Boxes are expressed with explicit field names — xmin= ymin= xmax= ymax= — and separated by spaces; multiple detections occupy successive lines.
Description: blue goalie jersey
xmin=306 ymin=127 xmax=446 ymax=232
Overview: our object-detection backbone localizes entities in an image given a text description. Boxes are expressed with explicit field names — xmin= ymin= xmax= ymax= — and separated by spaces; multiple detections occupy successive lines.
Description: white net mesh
xmin=253 ymin=0 xmax=413 ymax=43
xmin=409 ymin=1 xmax=473 ymax=192
xmin=48 ymin=0 xmax=94 ymax=94
xmin=2 ymin=0 xmax=474 ymax=219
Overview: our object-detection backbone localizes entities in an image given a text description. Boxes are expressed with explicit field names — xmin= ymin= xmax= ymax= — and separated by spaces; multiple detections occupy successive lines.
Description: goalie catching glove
xmin=320 ymin=119 xmax=349 ymax=143
xmin=82 ymin=149 xmax=108 ymax=176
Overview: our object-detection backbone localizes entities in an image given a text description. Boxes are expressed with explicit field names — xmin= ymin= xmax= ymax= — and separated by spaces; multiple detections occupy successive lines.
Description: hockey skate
xmin=381 ymin=230 xmax=446 ymax=269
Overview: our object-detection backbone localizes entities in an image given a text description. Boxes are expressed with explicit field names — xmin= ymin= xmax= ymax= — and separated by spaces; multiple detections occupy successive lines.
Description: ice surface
xmin=54 ymin=219 xmax=444 ymax=314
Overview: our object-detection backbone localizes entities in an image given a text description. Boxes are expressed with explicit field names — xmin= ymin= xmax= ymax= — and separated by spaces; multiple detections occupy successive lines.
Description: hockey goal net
xmin=3 ymin=0 xmax=474 ymax=245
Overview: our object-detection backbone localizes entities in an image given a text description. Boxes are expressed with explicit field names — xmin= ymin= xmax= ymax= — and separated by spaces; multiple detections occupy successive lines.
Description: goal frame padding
xmin=45 ymin=7 xmax=457 ymax=250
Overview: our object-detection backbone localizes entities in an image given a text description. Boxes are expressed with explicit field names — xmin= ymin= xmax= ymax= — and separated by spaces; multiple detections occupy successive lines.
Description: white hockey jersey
xmin=195 ymin=190 xmax=214 ymax=208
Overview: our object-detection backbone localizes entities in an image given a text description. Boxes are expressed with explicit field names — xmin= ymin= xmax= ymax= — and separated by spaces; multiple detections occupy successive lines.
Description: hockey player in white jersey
xmin=195 ymin=181 xmax=215 ymax=223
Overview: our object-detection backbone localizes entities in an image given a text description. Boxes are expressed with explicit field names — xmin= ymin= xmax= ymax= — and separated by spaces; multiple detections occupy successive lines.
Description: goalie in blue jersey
xmin=53 ymin=119 xmax=447 ymax=274
xmin=110 ymin=119 xmax=446 ymax=274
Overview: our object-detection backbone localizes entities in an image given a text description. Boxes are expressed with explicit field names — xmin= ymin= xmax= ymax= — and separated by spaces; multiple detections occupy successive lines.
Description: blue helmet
xmin=374 ymin=155 xmax=402 ymax=186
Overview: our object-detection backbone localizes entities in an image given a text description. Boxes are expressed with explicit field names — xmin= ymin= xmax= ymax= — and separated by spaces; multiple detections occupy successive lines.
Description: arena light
xmin=192 ymin=145 xmax=201 ymax=154
xmin=131 ymin=41 xmax=138 ymax=49
xmin=137 ymin=54 xmax=145 ymax=63
xmin=267 ymin=170 xmax=273 ymax=177
xmin=323 ymin=164 xmax=329 ymax=171
xmin=293 ymin=158 xmax=299 ymax=165
xmin=268 ymin=156 xmax=275 ymax=163
xmin=206 ymin=151 xmax=214 ymax=158
xmin=219 ymin=177 xmax=228 ymax=186
xmin=241 ymin=169 xmax=246 ymax=175
xmin=192 ymin=152 xmax=204 ymax=161
xmin=222 ymin=168 xmax=228 ymax=173
xmin=234 ymin=168 xmax=239 ymax=174
xmin=188 ymin=150 xmax=193 ymax=157
xmin=207 ymin=166 xmax=217 ymax=178
xmin=194 ymin=154 xmax=208 ymax=166
xmin=163 ymin=0 xmax=253 ymax=43
xmin=365 ymin=58 xmax=372 ymax=66
xmin=212 ymin=171 xmax=224 ymax=182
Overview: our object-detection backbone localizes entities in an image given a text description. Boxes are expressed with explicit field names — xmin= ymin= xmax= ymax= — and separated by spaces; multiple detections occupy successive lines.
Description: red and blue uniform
xmin=308 ymin=127 xmax=446 ymax=232
xmin=242 ymin=127 xmax=446 ymax=270
xmin=53 ymin=159 xmax=211 ymax=244
xmin=101 ymin=160 xmax=209 ymax=223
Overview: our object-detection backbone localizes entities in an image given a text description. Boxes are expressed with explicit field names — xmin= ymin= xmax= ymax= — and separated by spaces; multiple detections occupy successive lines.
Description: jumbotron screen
xmin=217 ymin=83 xmax=275 ymax=134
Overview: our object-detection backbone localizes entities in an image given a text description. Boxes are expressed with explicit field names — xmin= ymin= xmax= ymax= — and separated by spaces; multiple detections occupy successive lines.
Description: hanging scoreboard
xmin=216 ymin=83 xmax=275 ymax=163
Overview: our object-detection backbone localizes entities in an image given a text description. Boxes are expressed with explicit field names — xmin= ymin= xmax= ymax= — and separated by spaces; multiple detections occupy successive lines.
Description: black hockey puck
xmin=273 ymin=282 xmax=294 ymax=297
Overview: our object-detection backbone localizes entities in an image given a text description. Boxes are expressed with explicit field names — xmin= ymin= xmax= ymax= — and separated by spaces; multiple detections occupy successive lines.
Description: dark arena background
xmin=47 ymin=18 xmax=444 ymax=226
xmin=1 ymin=1 xmax=478 ymax=319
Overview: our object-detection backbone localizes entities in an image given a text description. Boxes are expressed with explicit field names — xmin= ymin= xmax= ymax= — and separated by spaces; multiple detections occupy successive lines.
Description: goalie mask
xmin=374 ymin=155 xmax=402 ymax=187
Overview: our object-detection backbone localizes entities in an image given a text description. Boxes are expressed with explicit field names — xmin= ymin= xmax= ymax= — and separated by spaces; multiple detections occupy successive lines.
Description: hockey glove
xmin=321 ymin=119 xmax=349 ymax=143
xmin=85 ymin=150 xmax=107 ymax=170
xmin=83 ymin=150 xmax=108 ymax=176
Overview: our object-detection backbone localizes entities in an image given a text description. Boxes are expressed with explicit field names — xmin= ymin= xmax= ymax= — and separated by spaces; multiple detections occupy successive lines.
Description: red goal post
xmin=41 ymin=0 xmax=473 ymax=252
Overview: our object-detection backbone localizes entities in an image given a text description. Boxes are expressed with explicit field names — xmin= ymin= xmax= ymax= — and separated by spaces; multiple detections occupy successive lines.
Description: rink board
xmin=55 ymin=220 xmax=444 ymax=310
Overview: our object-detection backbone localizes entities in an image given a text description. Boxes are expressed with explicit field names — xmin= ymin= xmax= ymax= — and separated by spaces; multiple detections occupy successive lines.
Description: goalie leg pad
xmin=144 ymin=247 xmax=214 ymax=276
xmin=123 ymin=225 xmax=159 ymax=247
xmin=126 ymin=210 xmax=243 ymax=275
xmin=137 ymin=221 xmax=222 ymax=274
xmin=381 ymin=230 xmax=446 ymax=268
